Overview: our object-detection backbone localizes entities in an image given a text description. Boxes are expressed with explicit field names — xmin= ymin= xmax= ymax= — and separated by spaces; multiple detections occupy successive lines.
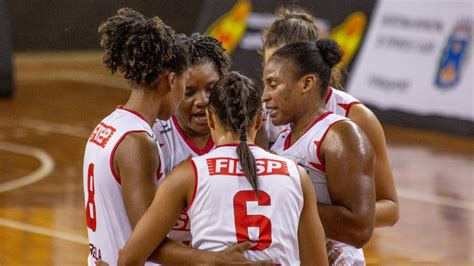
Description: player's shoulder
xmin=153 ymin=119 xmax=174 ymax=136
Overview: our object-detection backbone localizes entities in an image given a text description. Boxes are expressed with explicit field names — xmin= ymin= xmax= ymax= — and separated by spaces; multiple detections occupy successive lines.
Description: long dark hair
xmin=208 ymin=72 xmax=262 ymax=194
xmin=272 ymin=39 xmax=343 ymax=98
xmin=262 ymin=6 xmax=343 ymax=89
xmin=98 ymin=8 xmax=189 ymax=87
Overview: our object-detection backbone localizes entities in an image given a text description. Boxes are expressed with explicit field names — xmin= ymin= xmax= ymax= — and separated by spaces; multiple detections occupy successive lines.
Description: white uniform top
xmin=264 ymin=87 xmax=362 ymax=145
xmin=83 ymin=106 xmax=162 ymax=266
xmin=271 ymin=111 xmax=365 ymax=266
xmin=187 ymin=144 xmax=304 ymax=265
xmin=153 ymin=115 xmax=214 ymax=245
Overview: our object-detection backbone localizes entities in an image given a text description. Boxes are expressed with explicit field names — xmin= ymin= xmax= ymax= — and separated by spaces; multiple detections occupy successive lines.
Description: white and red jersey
xmin=271 ymin=111 xmax=365 ymax=266
xmin=153 ymin=115 xmax=214 ymax=245
xmin=264 ymin=87 xmax=362 ymax=145
xmin=324 ymin=87 xmax=362 ymax=117
xmin=153 ymin=115 xmax=214 ymax=176
xmin=187 ymin=144 xmax=304 ymax=265
xmin=83 ymin=106 xmax=162 ymax=266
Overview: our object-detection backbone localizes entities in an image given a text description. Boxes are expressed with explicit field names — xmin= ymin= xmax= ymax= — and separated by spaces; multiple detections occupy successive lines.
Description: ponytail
xmin=208 ymin=72 xmax=262 ymax=194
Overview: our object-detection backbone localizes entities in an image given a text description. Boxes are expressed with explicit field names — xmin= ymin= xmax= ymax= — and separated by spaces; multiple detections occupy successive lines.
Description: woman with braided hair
xmin=84 ymin=8 xmax=258 ymax=266
xmin=152 ymin=32 xmax=231 ymax=246
xmin=118 ymin=72 xmax=329 ymax=266
xmin=263 ymin=38 xmax=375 ymax=265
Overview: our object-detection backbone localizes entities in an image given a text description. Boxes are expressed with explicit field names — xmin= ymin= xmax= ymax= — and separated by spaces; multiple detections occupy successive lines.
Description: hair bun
xmin=316 ymin=39 xmax=343 ymax=68
xmin=276 ymin=6 xmax=317 ymax=24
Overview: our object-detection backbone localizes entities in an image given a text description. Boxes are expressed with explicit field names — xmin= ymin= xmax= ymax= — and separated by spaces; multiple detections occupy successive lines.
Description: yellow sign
xmin=331 ymin=12 xmax=367 ymax=68
xmin=205 ymin=0 xmax=252 ymax=54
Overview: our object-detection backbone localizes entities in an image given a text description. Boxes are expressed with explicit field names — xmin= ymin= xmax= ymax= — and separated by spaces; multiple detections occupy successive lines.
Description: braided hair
xmin=208 ymin=72 xmax=263 ymax=194
xmin=181 ymin=33 xmax=231 ymax=77
xmin=262 ymin=6 xmax=343 ymax=89
xmin=98 ymin=8 xmax=189 ymax=87
xmin=272 ymin=39 xmax=343 ymax=98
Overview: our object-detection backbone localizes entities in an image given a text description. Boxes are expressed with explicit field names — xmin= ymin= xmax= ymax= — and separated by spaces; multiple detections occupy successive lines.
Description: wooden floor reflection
xmin=0 ymin=53 xmax=472 ymax=265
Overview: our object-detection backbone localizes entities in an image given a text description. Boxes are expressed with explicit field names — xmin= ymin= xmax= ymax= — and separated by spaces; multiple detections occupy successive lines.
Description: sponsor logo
xmin=88 ymin=122 xmax=116 ymax=148
xmin=435 ymin=20 xmax=472 ymax=89
xmin=89 ymin=243 xmax=102 ymax=260
xmin=207 ymin=157 xmax=289 ymax=176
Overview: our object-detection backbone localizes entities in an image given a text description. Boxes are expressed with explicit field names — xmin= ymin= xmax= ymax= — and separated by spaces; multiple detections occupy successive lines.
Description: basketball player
xmin=118 ymin=72 xmax=329 ymax=266
xmin=152 ymin=33 xmax=230 ymax=246
xmin=263 ymin=40 xmax=375 ymax=265
xmin=84 ymin=8 xmax=256 ymax=266
xmin=261 ymin=7 xmax=399 ymax=228
xmin=155 ymin=33 xmax=230 ymax=176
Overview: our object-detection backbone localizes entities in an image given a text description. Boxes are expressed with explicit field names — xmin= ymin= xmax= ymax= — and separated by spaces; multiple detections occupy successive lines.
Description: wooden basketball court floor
xmin=0 ymin=52 xmax=472 ymax=265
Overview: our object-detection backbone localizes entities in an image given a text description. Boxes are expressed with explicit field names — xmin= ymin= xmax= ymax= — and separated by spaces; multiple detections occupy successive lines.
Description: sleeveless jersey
xmin=153 ymin=115 xmax=214 ymax=245
xmin=188 ymin=145 xmax=304 ymax=265
xmin=264 ymin=87 xmax=362 ymax=145
xmin=83 ymin=106 xmax=162 ymax=266
xmin=270 ymin=111 xmax=365 ymax=266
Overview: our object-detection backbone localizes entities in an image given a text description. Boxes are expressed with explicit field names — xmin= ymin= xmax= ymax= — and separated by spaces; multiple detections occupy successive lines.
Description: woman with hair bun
xmin=118 ymin=72 xmax=328 ymax=266
xmin=262 ymin=6 xmax=399 ymax=231
xmin=263 ymin=39 xmax=375 ymax=265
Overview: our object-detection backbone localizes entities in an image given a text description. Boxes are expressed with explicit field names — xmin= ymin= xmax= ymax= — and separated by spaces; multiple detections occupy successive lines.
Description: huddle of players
xmin=84 ymin=7 xmax=399 ymax=266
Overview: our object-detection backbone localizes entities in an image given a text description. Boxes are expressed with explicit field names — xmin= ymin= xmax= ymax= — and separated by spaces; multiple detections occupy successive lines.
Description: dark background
xmin=2 ymin=0 xmax=472 ymax=136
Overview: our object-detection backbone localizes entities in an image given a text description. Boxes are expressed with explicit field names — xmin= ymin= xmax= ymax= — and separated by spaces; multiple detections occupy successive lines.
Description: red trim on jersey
xmin=172 ymin=115 xmax=214 ymax=156
xmin=184 ymin=159 xmax=198 ymax=212
xmin=110 ymin=130 xmax=149 ymax=185
xmin=339 ymin=102 xmax=362 ymax=117
xmin=324 ymin=87 xmax=333 ymax=104
xmin=116 ymin=105 xmax=149 ymax=124
xmin=283 ymin=111 xmax=333 ymax=150
xmin=315 ymin=119 xmax=347 ymax=172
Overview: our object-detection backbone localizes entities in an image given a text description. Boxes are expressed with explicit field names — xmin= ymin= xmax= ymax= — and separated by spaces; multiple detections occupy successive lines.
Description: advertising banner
xmin=195 ymin=0 xmax=376 ymax=84
xmin=347 ymin=0 xmax=473 ymax=121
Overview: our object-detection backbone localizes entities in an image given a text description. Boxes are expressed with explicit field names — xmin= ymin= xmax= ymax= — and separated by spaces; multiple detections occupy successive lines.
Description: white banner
xmin=347 ymin=0 xmax=473 ymax=121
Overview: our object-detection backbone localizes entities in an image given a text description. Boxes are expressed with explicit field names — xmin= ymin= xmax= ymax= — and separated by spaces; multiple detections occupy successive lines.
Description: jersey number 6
xmin=233 ymin=190 xmax=272 ymax=250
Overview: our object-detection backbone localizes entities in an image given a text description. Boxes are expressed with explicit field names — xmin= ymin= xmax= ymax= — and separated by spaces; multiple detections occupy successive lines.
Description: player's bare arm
xmin=317 ymin=120 xmax=375 ymax=248
xmin=297 ymin=166 xmax=328 ymax=266
xmin=114 ymin=132 xmax=159 ymax=228
xmin=118 ymin=161 xmax=268 ymax=265
xmin=349 ymin=104 xmax=399 ymax=227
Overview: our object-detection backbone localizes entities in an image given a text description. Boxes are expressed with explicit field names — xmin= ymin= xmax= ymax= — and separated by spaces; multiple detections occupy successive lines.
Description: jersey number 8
xmin=86 ymin=163 xmax=97 ymax=231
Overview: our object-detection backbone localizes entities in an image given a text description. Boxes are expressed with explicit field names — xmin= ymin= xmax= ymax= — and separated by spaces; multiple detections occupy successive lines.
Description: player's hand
xmin=213 ymin=242 xmax=274 ymax=265
xmin=94 ymin=259 xmax=109 ymax=266
xmin=326 ymin=240 xmax=343 ymax=265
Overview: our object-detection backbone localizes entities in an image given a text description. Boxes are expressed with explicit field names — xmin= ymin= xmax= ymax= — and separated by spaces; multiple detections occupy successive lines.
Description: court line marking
xmin=0 ymin=117 xmax=91 ymax=138
xmin=398 ymin=188 xmax=474 ymax=211
xmin=0 ymin=217 xmax=88 ymax=245
xmin=0 ymin=141 xmax=55 ymax=193
xmin=17 ymin=70 xmax=130 ymax=90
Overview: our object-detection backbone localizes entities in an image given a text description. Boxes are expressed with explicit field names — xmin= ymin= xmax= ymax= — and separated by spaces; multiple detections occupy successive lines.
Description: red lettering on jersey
xmin=89 ymin=122 xmax=116 ymax=148
xmin=207 ymin=157 xmax=289 ymax=176
xmin=173 ymin=212 xmax=190 ymax=231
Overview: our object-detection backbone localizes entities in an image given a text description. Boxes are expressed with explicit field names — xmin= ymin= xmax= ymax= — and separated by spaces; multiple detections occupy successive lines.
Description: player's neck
xmin=123 ymin=90 xmax=161 ymax=127
xmin=290 ymin=107 xmax=327 ymax=144
xmin=212 ymin=131 xmax=255 ymax=147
